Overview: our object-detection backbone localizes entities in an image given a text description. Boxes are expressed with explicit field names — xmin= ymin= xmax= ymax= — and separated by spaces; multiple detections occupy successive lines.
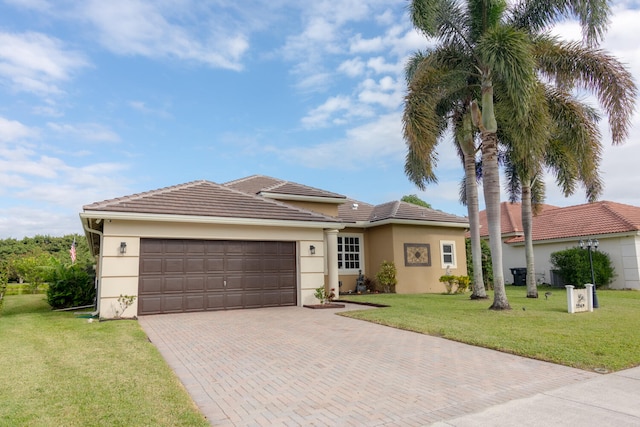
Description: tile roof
xmin=83 ymin=180 xmax=341 ymax=223
xmin=478 ymin=202 xmax=559 ymax=236
xmin=337 ymin=199 xmax=376 ymax=222
xmin=224 ymin=175 xmax=346 ymax=200
xmin=369 ymin=201 xmax=469 ymax=224
xmin=479 ymin=201 xmax=640 ymax=243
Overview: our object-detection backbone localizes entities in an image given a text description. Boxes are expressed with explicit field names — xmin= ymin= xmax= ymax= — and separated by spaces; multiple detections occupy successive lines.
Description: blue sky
xmin=0 ymin=0 xmax=639 ymax=239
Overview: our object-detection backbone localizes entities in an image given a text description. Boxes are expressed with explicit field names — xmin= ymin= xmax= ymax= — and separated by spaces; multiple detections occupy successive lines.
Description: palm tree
xmin=404 ymin=50 xmax=487 ymax=299
xmin=405 ymin=0 xmax=629 ymax=310
xmin=502 ymin=85 xmax=605 ymax=298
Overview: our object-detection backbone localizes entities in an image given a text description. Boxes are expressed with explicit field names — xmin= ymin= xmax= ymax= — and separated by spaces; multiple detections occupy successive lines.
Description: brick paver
xmin=138 ymin=304 xmax=597 ymax=426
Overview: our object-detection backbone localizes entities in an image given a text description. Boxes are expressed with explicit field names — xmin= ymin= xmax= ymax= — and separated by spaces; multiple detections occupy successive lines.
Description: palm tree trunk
xmin=479 ymin=76 xmax=510 ymax=310
xmin=521 ymin=182 xmax=538 ymax=298
xmin=460 ymin=113 xmax=487 ymax=299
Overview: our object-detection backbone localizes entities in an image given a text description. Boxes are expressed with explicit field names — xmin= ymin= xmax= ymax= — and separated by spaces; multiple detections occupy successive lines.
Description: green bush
xmin=439 ymin=275 xmax=470 ymax=294
xmin=46 ymin=262 xmax=96 ymax=309
xmin=550 ymin=247 xmax=615 ymax=288
xmin=376 ymin=261 xmax=397 ymax=293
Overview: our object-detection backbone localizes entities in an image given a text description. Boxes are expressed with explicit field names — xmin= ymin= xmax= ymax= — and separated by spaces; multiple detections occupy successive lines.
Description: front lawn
xmin=0 ymin=295 xmax=208 ymax=427
xmin=339 ymin=286 xmax=640 ymax=372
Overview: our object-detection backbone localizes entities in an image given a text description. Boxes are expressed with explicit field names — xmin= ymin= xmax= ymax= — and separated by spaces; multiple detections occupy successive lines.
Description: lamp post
xmin=579 ymin=239 xmax=599 ymax=308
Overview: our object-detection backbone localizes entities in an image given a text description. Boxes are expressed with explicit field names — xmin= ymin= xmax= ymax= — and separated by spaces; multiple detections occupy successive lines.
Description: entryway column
xmin=325 ymin=229 xmax=340 ymax=297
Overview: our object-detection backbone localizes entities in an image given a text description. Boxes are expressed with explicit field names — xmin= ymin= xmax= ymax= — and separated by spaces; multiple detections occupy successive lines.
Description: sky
xmin=0 ymin=0 xmax=639 ymax=239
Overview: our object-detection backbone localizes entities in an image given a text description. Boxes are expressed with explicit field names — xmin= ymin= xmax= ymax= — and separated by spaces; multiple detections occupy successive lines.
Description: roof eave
xmin=363 ymin=218 xmax=469 ymax=229
xmin=80 ymin=210 xmax=345 ymax=230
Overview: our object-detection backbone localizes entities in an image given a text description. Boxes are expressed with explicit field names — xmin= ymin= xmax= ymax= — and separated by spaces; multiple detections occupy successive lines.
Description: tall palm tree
xmin=405 ymin=50 xmax=487 ymax=299
xmin=405 ymin=0 xmax=627 ymax=310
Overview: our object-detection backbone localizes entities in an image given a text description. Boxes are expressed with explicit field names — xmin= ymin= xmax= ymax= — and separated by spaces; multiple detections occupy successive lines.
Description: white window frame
xmin=337 ymin=233 xmax=364 ymax=274
xmin=440 ymin=240 xmax=457 ymax=269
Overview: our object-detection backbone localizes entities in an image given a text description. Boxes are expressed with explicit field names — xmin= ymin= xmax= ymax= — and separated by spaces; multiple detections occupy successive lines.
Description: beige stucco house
xmin=81 ymin=175 xmax=469 ymax=318
xmin=479 ymin=201 xmax=640 ymax=290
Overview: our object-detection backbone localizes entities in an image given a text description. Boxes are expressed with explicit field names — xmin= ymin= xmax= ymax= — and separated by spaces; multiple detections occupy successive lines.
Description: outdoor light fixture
xmin=310 ymin=245 xmax=316 ymax=255
xmin=119 ymin=241 xmax=127 ymax=254
xmin=579 ymin=238 xmax=599 ymax=308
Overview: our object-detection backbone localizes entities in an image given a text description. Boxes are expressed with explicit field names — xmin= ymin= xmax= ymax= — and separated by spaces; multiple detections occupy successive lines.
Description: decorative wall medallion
xmin=404 ymin=243 xmax=431 ymax=266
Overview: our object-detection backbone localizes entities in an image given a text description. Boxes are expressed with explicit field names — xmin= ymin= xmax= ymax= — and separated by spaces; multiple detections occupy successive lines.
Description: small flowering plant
xmin=314 ymin=286 xmax=337 ymax=304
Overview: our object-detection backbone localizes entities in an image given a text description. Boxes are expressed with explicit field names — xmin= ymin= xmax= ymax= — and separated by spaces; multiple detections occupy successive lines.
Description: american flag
xmin=70 ymin=238 xmax=77 ymax=264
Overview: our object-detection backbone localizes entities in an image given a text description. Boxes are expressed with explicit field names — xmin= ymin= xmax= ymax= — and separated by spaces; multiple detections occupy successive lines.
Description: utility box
xmin=510 ymin=268 xmax=527 ymax=286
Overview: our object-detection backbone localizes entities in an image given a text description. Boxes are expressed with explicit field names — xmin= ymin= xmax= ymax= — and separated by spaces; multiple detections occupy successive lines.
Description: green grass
xmin=0 ymin=295 xmax=208 ymax=427
xmin=339 ymin=286 xmax=640 ymax=372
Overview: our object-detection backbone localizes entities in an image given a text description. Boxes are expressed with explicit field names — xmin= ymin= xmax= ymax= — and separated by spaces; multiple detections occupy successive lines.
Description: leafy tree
xmin=550 ymin=247 xmax=614 ymax=288
xmin=401 ymin=194 xmax=432 ymax=209
xmin=11 ymin=251 xmax=56 ymax=293
xmin=0 ymin=268 xmax=7 ymax=314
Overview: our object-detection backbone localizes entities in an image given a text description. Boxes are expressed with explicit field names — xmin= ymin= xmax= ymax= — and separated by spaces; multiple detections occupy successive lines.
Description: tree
xmin=405 ymin=0 xmax=627 ymax=310
xmin=11 ymin=251 xmax=56 ymax=293
xmin=401 ymin=194 xmax=432 ymax=209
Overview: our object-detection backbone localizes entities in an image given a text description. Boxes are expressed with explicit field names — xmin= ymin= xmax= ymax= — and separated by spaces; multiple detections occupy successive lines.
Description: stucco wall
xmin=389 ymin=224 xmax=467 ymax=294
xmin=96 ymin=219 xmax=326 ymax=318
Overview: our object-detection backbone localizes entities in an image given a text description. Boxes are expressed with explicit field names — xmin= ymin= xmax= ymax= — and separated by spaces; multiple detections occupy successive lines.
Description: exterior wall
xmin=502 ymin=233 xmax=640 ymax=290
xmin=279 ymin=200 xmax=340 ymax=218
xmin=389 ymin=224 xmax=467 ymax=294
xmin=97 ymin=219 xmax=326 ymax=318
xmin=364 ymin=224 xmax=394 ymax=290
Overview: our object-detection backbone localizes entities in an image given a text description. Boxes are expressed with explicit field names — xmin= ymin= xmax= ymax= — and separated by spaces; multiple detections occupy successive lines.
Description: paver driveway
xmin=139 ymin=304 xmax=597 ymax=426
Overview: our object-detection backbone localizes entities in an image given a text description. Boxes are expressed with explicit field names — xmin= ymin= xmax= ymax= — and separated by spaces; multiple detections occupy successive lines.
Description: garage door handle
xmin=224 ymin=280 xmax=227 ymax=287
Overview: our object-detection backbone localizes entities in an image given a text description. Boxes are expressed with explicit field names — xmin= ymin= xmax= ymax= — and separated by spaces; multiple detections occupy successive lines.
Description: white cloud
xmin=338 ymin=57 xmax=366 ymax=77
xmin=47 ymin=122 xmax=121 ymax=143
xmin=282 ymin=112 xmax=405 ymax=169
xmin=0 ymin=117 xmax=38 ymax=142
xmin=349 ymin=34 xmax=384 ymax=53
xmin=129 ymin=100 xmax=172 ymax=119
xmin=80 ymin=0 xmax=249 ymax=70
xmin=0 ymin=31 xmax=89 ymax=96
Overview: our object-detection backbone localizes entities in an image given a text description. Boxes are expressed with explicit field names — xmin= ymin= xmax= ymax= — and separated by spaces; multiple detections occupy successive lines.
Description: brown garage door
xmin=138 ymin=239 xmax=296 ymax=315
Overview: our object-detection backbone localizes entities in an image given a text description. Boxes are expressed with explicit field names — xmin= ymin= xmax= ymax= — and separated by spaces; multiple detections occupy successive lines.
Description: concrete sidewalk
xmin=139 ymin=304 xmax=638 ymax=426
xmin=432 ymin=365 xmax=640 ymax=426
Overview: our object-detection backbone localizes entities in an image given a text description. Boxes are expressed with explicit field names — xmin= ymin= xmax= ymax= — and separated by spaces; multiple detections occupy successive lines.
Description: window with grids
xmin=440 ymin=241 xmax=456 ymax=268
xmin=338 ymin=235 xmax=362 ymax=271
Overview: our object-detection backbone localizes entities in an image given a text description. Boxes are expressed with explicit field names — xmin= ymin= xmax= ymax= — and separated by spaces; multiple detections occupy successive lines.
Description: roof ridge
xmin=600 ymin=201 xmax=640 ymax=230
xmin=222 ymin=174 xmax=264 ymax=186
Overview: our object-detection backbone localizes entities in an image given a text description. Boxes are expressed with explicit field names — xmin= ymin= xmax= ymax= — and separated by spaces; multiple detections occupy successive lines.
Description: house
xmin=479 ymin=201 xmax=640 ymax=290
xmin=80 ymin=175 xmax=469 ymax=318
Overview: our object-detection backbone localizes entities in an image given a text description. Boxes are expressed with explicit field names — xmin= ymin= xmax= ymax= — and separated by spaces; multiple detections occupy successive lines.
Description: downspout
xmin=83 ymin=218 xmax=104 ymax=317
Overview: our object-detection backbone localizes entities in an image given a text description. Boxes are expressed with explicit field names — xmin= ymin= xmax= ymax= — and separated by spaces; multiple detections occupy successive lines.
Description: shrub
xmin=465 ymin=238 xmax=493 ymax=290
xmin=376 ymin=261 xmax=397 ymax=293
xmin=0 ymin=269 xmax=7 ymax=314
xmin=46 ymin=262 xmax=96 ymax=309
xmin=439 ymin=275 xmax=470 ymax=294
xmin=550 ymin=247 xmax=615 ymax=288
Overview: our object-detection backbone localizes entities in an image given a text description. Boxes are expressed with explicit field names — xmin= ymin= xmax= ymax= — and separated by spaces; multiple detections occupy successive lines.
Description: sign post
xmin=565 ymin=284 xmax=594 ymax=313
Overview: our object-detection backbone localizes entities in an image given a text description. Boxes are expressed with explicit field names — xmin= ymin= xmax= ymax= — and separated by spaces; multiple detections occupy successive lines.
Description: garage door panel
xmin=139 ymin=296 xmax=162 ymax=315
xmin=164 ymin=258 xmax=185 ymax=273
xmin=140 ymin=258 xmax=163 ymax=275
xmin=164 ymin=277 xmax=185 ymax=293
xmin=186 ymin=276 xmax=205 ymax=291
xmin=163 ymin=295 xmax=185 ymax=312
xmin=138 ymin=239 xmax=296 ymax=315
xmin=186 ymin=258 xmax=205 ymax=273
xmin=244 ymin=292 xmax=263 ymax=308
xmin=224 ymin=293 xmax=244 ymax=309
xmin=226 ymin=257 xmax=244 ymax=272
xmin=139 ymin=277 xmax=162 ymax=294
xmin=184 ymin=294 xmax=205 ymax=311
xmin=206 ymin=258 xmax=224 ymax=271
xmin=206 ymin=294 xmax=225 ymax=310
xmin=206 ymin=276 xmax=225 ymax=290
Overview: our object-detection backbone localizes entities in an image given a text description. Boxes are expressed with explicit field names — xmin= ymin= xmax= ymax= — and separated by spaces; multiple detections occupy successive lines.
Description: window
xmin=337 ymin=234 xmax=363 ymax=272
xmin=440 ymin=241 xmax=456 ymax=268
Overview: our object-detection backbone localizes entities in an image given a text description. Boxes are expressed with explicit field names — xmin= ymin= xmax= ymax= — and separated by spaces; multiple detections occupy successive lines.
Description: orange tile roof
xmin=478 ymin=202 xmax=559 ymax=237
xmin=479 ymin=201 xmax=640 ymax=243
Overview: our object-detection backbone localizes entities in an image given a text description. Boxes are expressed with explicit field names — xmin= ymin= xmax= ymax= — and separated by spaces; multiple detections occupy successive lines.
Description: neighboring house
xmin=81 ymin=175 xmax=469 ymax=318
xmin=479 ymin=201 xmax=640 ymax=290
